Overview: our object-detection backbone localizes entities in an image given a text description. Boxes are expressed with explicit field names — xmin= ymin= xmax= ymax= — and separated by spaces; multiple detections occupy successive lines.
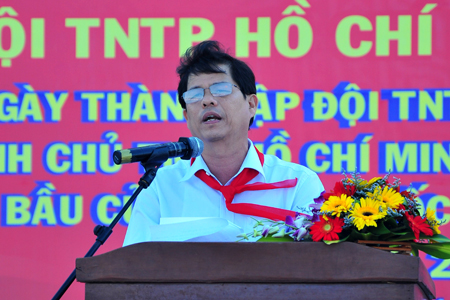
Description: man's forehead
xmin=187 ymin=66 xmax=232 ymax=88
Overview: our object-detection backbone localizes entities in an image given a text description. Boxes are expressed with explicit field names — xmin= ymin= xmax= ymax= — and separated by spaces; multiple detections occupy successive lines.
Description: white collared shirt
xmin=123 ymin=140 xmax=324 ymax=246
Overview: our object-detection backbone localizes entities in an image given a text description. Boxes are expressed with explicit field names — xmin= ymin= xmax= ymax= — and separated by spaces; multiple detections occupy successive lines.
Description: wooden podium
xmin=76 ymin=242 xmax=436 ymax=300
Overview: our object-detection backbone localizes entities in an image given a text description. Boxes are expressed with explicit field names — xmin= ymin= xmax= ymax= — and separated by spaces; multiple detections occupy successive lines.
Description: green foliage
xmin=430 ymin=234 xmax=450 ymax=243
xmin=348 ymin=229 xmax=376 ymax=241
xmin=411 ymin=242 xmax=450 ymax=259
xmin=324 ymin=235 xmax=349 ymax=245
xmin=368 ymin=221 xmax=391 ymax=235
xmin=257 ymin=235 xmax=294 ymax=242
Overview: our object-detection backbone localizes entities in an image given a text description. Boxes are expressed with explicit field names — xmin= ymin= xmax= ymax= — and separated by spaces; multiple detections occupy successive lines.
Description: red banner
xmin=1 ymin=1 xmax=450 ymax=299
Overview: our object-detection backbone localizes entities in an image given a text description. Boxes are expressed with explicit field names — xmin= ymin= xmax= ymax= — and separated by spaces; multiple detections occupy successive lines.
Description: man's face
xmin=183 ymin=65 xmax=257 ymax=145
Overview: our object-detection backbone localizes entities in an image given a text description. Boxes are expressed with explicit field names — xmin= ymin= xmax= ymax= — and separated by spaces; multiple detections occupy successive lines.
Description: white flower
xmin=293 ymin=227 xmax=307 ymax=241
xmin=268 ymin=226 xmax=280 ymax=234
xmin=272 ymin=228 xmax=286 ymax=238
xmin=294 ymin=216 xmax=308 ymax=228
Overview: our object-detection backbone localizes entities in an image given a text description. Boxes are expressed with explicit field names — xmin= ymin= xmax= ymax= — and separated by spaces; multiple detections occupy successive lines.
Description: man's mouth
xmin=202 ymin=113 xmax=222 ymax=123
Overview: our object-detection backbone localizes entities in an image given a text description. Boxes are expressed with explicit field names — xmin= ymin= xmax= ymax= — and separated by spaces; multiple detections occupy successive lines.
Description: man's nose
xmin=201 ymin=89 xmax=218 ymax=107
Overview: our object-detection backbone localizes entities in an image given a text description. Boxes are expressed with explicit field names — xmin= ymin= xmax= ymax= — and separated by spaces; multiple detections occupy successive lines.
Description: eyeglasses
xmin=182 ymin=82 xmax=240 ymax=104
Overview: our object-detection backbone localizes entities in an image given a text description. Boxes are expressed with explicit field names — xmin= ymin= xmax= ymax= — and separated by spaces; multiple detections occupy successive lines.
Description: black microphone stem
xmin=52 ymin=154 xmax=168 ymax=300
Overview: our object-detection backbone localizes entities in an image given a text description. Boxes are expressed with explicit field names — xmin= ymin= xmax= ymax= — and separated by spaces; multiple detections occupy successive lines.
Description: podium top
xmin=76 ymin=241 xmax=435 ymax=298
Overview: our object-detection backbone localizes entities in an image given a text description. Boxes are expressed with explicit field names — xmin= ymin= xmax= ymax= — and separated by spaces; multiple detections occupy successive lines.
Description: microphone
xmin=113 ymin=137 xmax=203 ymax=165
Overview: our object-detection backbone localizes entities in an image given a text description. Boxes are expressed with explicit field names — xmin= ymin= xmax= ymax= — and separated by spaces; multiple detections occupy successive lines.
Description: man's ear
xmin=183 ymin=109 xmax=188 ymax=121
xmin=247 ymin=94 xmax=258 ymax=117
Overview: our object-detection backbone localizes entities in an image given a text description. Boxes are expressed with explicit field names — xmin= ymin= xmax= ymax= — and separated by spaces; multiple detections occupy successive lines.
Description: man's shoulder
xmin=156 ymin=159 xmax=191 ymax=177
xmin=263 ymin=154 xmax=316 ymax=176
xmin=262 ymin=154 xmax=323 ymax=191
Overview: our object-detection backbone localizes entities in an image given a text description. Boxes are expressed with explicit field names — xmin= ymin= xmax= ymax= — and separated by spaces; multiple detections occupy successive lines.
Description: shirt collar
xmin=181 ymin=154 xmax=210 ymax=182
xmin=180 ymin=139 xmax=266 ymax=183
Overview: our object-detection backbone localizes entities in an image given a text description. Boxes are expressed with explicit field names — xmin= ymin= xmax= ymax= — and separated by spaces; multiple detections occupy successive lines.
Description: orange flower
xmin=310 ymin=216 xmax=344 ymax=242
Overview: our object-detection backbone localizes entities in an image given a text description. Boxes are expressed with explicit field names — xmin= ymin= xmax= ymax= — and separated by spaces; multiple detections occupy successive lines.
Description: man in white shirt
xmin=123 ymin=41 xmax=323 ymax=245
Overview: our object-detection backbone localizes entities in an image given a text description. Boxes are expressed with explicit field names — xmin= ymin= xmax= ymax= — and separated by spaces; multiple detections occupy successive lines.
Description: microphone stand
xmin=51 ymin=155 xmax=167 ymax=300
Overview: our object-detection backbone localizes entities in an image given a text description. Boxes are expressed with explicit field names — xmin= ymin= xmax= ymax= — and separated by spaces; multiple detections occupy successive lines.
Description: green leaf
xmin=324 ymin=235 xmax=349 ymax=245
xmin=388 ymin=231 xmax=409 ymax=236
xmin=257 ymin=235 xmax=294 ymax=242
xmin=388 ymin=232 xmax=416 ymax=242
xmin=349 ymin=229 xmax=376 ymax=241
xmin=378 ymin=231 xmax=410 ymax=241
xmin=389 ymin=232 xmax=437 ymax=242
xmin=368 ymin=221 xmax=391 ymax=235
xmin=430 ymin=234 xmax=450 ymax=243
xmin=411 ymin=242 xmax=450 ymax=259
xmin=383 ymin=217 xmax=399 ymax=230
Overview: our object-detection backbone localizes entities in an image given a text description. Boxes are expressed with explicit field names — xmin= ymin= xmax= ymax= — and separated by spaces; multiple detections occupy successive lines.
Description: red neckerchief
xmin=191 ymin=146 xmax=300 ymax=221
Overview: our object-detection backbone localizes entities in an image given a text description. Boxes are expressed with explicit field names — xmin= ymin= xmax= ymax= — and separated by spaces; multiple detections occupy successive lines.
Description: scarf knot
xmin=192 ymin=146 xmax=306 ymax=221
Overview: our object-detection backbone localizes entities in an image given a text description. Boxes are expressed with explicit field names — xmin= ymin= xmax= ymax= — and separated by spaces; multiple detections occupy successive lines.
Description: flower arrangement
xmin=240 ymin=172 xmax=450 ymax=259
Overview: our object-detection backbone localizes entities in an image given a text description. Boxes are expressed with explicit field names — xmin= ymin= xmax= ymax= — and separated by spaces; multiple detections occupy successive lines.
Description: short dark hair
xmin=177 ymin=40 xmax=256 ymax=127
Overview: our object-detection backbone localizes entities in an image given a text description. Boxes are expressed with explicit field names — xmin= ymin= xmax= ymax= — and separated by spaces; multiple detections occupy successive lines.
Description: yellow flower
xmin=348 ymin=178 xmax=367 ymax=188
xmin=320 ymin=194 xmax=354 ymax=217
xmin=347 ymin=176 xmax=382 ymax=189
xmin=367 ymin=186 xmax=404 ymax=210
xmin=349 ymin=198 xmax=386 ymax=230
xmin=366 ymin=177 xmax=382 ymax=186
xmin=426 ymin=208 xmax=441 ymax=234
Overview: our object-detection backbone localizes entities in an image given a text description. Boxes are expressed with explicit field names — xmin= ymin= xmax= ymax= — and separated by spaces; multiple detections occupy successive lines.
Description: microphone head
xmin=188 ymin=137 xmax=204 ymax=157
